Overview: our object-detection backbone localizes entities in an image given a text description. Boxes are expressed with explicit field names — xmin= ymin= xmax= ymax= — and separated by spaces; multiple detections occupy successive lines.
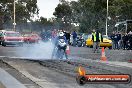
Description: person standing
xmin=110 ymin=31 xmax=115 ymax=49
xmin=92 ymin=29 xmax=103 ymax=53
xmin=64 ymin=31 xmax=70 ymax=45
xmin=122 ymin=33 xmax=128 ymax=50
xmin=117 ymin=32 xmax=122 ymax=49
xmin=114 ymin=32 xmax=119 ymax=49
xmin=51 ymin=29 xmax=58 ymax=43
xmin=72 ymin=31 xmax=77 ymax=46
xmin=127 ymin=33 xmax=132 ymax=50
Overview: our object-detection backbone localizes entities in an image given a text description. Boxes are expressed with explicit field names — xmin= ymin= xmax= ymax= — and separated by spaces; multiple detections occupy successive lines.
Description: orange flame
xmin=78 ymin=66 xmax=86 ymax=76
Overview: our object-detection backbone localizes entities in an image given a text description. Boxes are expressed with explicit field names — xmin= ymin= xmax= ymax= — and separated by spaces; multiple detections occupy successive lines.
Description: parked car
xmin=86 ymin=34 xmax=112 ymax=49
xmin=23 ymin=33 xmax=40 ymax=43
xmin=0 ymin=30 xmax=24 ymax=46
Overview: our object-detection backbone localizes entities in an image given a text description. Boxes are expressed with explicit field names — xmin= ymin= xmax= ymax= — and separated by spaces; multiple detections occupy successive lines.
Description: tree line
xmin=54 ymin=0 xmax=132 ymax=33
xmin=0 ymin=0 xmax=132 ymax=34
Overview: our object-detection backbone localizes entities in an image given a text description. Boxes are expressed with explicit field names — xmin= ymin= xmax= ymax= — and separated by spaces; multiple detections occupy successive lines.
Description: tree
xmin=0 ymin=0 xmax=39 ymax=30
xmin=38 ymin=17 xmax=54 ymax=26
xmin=70 ymin=0 xmax=132 ymax=33
xmin=54 ymin=0 xmax=132 ymax=33
xmin=53 ymin=1 xmax=72 ymax=30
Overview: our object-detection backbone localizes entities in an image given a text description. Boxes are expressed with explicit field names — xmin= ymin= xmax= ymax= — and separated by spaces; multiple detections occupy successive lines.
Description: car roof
xmin=5 ymin=31 xmax=19 ymax=33
xmin=0 ymin=30 xmax=19 ymax=33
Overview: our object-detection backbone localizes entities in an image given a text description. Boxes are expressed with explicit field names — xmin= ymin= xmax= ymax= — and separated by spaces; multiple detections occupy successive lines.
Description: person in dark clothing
xmin=129 ymin=35 xmax=132 ymax=50
xmin=117 ymin=32 xmax=122 ymax=49
xmin=127 ymin=34 xmax=132 ymax=50
xmin=122 ymin=33 xmax=128 ymax=50
xmin=117 ymin=32 xmax=121 ymax=41
xmin=72 ymin=31 xmax=77 ymax=46
xmin=114 ymin=33 xmax=119 ymax=49
xmin=64 ymin=31 xmax=70 ymax=44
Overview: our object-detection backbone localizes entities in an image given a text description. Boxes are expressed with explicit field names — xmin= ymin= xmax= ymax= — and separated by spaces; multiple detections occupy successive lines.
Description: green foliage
xmin=0 ymin=0 xmax=39 ymax=30
xmin=38 ymin=17 xmax=53 ymax=26
xmin=53 ymin=0 xmax=132 ymax=33
xmin=73 ymin=0 xmax=132 ymax=33
xmin=53 ymin=1 xmax=72 ymax=30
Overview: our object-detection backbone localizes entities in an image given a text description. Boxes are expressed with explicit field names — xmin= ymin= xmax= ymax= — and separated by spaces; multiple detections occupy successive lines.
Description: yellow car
xmin=86 ymin=34 xmax=112 ymax=49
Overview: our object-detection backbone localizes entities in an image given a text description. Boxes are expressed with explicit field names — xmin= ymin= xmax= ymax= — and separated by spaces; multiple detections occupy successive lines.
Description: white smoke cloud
xmin=14 ymin=41 xmax=55 ymax=60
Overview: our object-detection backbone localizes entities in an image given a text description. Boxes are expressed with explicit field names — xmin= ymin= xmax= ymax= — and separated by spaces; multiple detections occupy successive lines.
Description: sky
xmin=37 ymin=0 xmax=78 ymax=19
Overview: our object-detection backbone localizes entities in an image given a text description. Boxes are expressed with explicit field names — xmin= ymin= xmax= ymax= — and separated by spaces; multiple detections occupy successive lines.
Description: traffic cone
xmin=100 ymin=47 xmax=107 ymax=61
xmin=66 ymin=45 xmax=70 ymax=55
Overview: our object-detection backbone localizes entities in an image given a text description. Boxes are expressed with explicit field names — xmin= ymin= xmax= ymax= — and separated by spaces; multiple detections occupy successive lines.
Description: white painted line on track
xmin=0 ymin=68 xmax=27 ymax=88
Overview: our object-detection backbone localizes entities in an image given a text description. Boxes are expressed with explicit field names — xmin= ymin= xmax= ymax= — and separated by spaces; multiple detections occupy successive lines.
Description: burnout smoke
xmin=14 ymin=41 xmax=55 ymax=60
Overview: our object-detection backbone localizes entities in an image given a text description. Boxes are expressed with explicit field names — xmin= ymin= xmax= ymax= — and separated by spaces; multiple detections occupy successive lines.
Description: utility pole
xmin=13 ymin=0 xmax=16 ymax=31
xmin=106 ymin=0 xmax=109 ymax=36
xmin=125 ymin=21 xmax=128 ymax=34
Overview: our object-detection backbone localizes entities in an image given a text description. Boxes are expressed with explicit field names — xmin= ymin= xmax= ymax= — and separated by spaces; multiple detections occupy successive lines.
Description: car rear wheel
xmin=2 ymin=42 xmax=6 ymax=47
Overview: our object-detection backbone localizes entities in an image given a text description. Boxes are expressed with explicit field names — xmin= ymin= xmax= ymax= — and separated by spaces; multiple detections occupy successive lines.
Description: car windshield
xmin=23 ymin=34 xmax=30 ymax=37
xmin=103 ymin=35 xmax=111 ymax=39
xmin=5 ymin=33 xmax=21 ymax=37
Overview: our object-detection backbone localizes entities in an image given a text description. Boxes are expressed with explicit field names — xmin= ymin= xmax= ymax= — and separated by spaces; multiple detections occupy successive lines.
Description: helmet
xmin=59 ymin=32 xmax=64 ymax=37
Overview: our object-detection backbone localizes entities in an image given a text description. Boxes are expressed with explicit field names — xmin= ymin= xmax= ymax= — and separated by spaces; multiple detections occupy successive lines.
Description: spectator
xmin=92 ymin=29 xmax=103 ymax=53
xmin=64 ymin=31 xmax=70 ymax=44
xmin=113 ymin=32 xmax=119 ymax=49
xmin=110 ymin=31 xmax=115 ymax=49
xmin=52 ymin=29 xmax=57 ymax=38
xmin=51 ymin=29 xmax=58 ymax=43
xmin=122 ymin=33 xmax=128 ymax=50
xmin=127 ymin=33 xmax=132 ymax=50
xmin=72 ymin=31 xmax=77 ymax=46
xmin=117 ymin=32 xmax=122 ymax=49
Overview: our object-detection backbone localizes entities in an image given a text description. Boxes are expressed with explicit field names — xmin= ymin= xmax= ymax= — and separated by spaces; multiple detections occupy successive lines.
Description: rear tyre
xmin=2 ymin=42 xmax=6 ymax=47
